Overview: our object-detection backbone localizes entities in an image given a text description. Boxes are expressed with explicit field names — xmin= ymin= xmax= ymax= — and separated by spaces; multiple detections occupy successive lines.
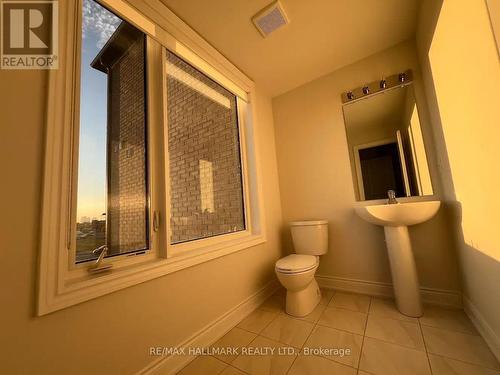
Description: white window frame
xmin=38 ymin=0 xmax=265 ymax=315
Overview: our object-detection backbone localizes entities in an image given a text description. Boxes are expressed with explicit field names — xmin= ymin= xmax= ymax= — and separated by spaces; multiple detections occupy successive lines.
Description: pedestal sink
xmin=355 ymin=201 xmax=440 ymax=317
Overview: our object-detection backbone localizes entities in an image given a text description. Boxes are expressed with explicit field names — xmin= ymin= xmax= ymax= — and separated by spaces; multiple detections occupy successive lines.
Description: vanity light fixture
xmin=341 ymin=69 xmax=413 ymax=104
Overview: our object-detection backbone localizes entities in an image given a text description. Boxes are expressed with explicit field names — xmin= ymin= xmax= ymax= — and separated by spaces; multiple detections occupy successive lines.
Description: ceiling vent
xmin=252 ymin=1 xmax=289 ymax=37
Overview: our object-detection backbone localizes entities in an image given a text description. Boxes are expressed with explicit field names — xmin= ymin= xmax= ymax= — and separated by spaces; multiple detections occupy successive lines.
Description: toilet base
xmin=285 ymin=279 xmax=321 ymax=317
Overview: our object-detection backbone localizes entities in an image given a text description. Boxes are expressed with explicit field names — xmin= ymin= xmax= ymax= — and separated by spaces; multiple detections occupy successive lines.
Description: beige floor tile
xmin=359 ymin=337 xmax=431 ymax=375
xmin=420 ymin=305 xmax=477 ymax=335
xmin=211 ymin=327 xmax=257 ymax=363
xmin=287 ymin=354 xmax=357 ymax=375
xmin=365 ymin=315 xmax=425 ymax=351
xmin=237 ymin=309 xmax=278 ymax=334
xmin=429 ymin=354 xmax=500 ymax=375
xmin=178 ymin=356 xmax=227 ymax=375
xmin=369 ymin=297 xmax=418 ymax=322
xmin=261 ymin=314 xmax=314 ymax=348
xmin=319 ymin=289 xmax=334 ymax=305
xmin=422 ymin=326 xmax=500 ymax=369
xmin=232 ymin=336 xmax=297 ymax=375
xmin=288 ymin=302 xmax=326 ymax=324
xmin=303 ymin=325 xmax=363 ymax=368
xmin=220 ymin=366 xmax=247 ymax=375
xmin=329 ymin=292 xmax=371 ymax=313
xmin=260 ymin=296 xmax=285 ymax=314
xmin=318 ymin=306 xmax=367 ymax=335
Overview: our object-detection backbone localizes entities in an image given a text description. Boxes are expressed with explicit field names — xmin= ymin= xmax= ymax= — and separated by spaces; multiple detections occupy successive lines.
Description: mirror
xmin=343 ymin=83 xmax=433 ymax=201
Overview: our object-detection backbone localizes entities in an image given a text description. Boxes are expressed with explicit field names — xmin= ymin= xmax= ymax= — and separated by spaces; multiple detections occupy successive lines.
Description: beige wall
xmin=272 ymin=40 xmax=461 ymax=292
xmin=486 ymin=0 xmax=500 ymax=55
xmin=0 ymin=68 xmax=283 ymax=373
xmin=417 ymin=0 xmax=500 ymax=350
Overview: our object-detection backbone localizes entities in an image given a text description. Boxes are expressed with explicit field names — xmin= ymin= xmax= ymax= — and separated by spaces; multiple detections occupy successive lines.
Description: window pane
xmin=166 ymin=51 xmax=245 ymax=244
xmin=76 ymin=0 xmax=149 ymax=263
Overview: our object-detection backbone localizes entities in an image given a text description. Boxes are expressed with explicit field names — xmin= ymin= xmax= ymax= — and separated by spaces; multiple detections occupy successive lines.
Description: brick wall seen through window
xmin=166 ymin=51 xmax=245 ymax=244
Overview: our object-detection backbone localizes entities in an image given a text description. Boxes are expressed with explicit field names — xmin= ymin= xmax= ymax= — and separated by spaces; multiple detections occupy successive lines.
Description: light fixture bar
xmin=341 ymin=69 xmax=413 ymax=104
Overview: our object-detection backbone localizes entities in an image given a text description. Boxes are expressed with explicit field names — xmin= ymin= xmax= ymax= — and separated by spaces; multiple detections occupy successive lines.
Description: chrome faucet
xmin=387 ymin=190 xmax=398 ymax=204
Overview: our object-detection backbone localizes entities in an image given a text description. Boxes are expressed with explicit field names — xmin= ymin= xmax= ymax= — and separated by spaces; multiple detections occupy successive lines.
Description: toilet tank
xmin=290 ymin=220 xmax=328 ymax=255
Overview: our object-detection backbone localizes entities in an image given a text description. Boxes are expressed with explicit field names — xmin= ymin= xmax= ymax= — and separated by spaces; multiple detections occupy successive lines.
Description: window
xmin=76 ymin=0 xmax=149 ymax=263
xmin=166 ymin=51 xmax=245 ymax=244
xmin=38 ymin=0 xmax=264 ymax=315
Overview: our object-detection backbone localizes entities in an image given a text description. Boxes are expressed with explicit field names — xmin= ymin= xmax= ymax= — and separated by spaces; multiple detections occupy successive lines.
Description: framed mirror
xmin=342 ymin=79 xmax=433 ymax=201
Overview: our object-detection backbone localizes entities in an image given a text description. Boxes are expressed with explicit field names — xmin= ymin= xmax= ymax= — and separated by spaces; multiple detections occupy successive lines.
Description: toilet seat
xmin=275 ymin=254 xmax=318 ymax=274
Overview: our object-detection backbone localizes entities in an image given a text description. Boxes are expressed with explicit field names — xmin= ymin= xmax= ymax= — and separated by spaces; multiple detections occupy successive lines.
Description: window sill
xmin=38 ymin=233 xmax=266 ymax=315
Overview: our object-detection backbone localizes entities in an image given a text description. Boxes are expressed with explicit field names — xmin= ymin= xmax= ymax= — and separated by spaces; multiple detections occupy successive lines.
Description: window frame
xmin=38 ymin=0 xmax=265 ymax=315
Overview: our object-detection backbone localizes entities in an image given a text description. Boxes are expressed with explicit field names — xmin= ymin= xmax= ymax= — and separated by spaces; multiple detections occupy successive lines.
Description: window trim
xmin=38 ymin=0 xmax=265 ymax=315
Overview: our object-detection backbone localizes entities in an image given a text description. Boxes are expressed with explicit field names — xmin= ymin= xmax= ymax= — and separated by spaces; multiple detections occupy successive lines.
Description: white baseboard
xmin=316 ymin=275 xmax=462 ymax=308
xmin=463 ymin=295 xmax=500 ymax=362
xmin=137 ymin=280 xmax=280 ymax=375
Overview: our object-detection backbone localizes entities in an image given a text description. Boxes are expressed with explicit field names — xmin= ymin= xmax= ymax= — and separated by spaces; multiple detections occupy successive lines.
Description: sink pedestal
xmin=354 ymin=200 xmax=440 ymax=318
xmin=384 ymin=226 xmax=422 ymax=317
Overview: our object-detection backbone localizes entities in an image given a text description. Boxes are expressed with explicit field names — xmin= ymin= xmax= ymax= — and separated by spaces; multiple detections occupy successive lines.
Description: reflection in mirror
xmin=343 ymin=83 xmax=433 ymax=201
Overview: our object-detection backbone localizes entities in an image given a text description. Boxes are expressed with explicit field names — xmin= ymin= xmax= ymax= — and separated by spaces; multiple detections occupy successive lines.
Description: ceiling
xmin=160 ymin=0 xmax=419 ymax=97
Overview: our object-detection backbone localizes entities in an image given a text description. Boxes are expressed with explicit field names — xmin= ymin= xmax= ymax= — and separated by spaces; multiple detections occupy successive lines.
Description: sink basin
xmin=355 ymin=201 xmax=441 ymax=226
xmin=354 ymin=200 xmax=441 ymax=317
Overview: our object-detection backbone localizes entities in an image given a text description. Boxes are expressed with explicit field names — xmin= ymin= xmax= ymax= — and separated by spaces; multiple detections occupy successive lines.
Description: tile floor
xmin=177 ymin=289 xmax=500 ymax=375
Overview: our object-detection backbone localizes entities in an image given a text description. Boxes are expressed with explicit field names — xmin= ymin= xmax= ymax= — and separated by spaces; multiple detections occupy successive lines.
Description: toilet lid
xmin=275 ymin=255 xmax=318 ymax=273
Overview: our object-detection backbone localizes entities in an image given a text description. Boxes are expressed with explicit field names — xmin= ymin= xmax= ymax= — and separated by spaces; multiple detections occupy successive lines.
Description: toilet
xmin=275 ymin=220 xmax=328 ymax=317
